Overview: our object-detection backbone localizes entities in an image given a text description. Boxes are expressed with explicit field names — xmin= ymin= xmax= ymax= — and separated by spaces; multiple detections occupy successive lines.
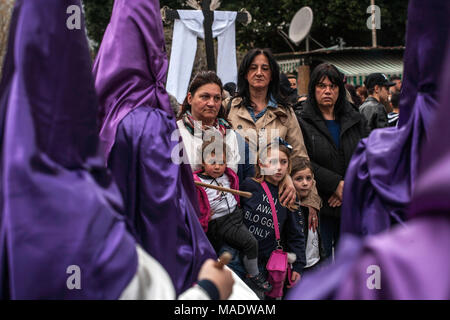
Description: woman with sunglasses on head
xmin=225 ymin=48 xmax=321 ymax=217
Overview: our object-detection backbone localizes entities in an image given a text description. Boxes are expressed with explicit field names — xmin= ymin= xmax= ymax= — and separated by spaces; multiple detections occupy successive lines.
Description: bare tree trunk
xmin=0 ymin=0 xmax=15 ymax=78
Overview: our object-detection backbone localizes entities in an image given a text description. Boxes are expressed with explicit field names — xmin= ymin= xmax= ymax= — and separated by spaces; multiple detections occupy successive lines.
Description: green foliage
xmin=83 ymin=0 xmax=194 ymax=56
xmin=83 ymin=0 xmax=408 ymax=56
xmin=0 ymin=0 xmax=15 ymax=79
xmin=220 ymin=0 xmax=408 ymax=52
xmin=83 ymin=0 xmax=114 ymax=53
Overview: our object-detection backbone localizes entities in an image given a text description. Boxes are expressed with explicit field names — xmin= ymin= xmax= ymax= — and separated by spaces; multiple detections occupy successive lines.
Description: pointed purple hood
xmin=0 ymin=0 xmax=137 ymax=299
xmin=341 ymin=0 xmax=450 ymax=236
xmin=287 ymin=1 xmax=450 ymax=300
xmin=409 ymin=46 xmax=450 ymax=219
xmin=92 ymin=0 xmax=217 ymax=296
xmin=93 ymin=0 xmax=173 ymax=159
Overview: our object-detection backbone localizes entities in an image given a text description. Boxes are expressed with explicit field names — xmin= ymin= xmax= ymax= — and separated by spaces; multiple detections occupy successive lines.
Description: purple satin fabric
xmin=410 ymin=42 xmax=450 ymax=220
xmin=287 ymin=217 xmax=450 ymax=300
xmin=93 ymin=0 xmax=217 ymax=295
xmin=93 ymin=0 xmax=172 ymax=159
xmin=287 ymin=0 xmax=450 ymax=300
xmin=0 ymin=0 xmax=137 ymax=299
xmin=341 ymin=0 xmax=450 ymax=236
xmin=336 ymin=217 xmax=450 ymax=299
xmin=108 ymin=107 xmax=216 ymax=295
xmin=286 ymin=236 xmax=365 ymax=299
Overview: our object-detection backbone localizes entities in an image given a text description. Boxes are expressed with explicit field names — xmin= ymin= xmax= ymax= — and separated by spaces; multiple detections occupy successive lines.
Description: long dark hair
xmin=237 ymin=48 xmax=286 ymax=108
xmin=307 ymin=63 xmax=346 ymax=118
xmin=345 ymin=84 xmax=362 ymax=107
xmin=178 ymin=71 xmax=225 ymax=120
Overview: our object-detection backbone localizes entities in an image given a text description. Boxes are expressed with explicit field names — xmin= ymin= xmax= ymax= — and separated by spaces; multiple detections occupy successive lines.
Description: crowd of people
xmin=170 ymin=46 xmax=406 ymax=298
xmin=1 ymin=0 xmax=448 ymax=301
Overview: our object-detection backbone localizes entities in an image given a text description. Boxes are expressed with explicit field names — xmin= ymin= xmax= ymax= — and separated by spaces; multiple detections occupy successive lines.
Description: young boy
xmin=291 ymin=157 xmax=322 ymax=270
xmin=193 ymin=139 xmax=272 ymax=292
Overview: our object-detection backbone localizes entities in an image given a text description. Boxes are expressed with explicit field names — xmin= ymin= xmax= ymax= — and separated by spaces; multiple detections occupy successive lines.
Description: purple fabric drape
xmin=340 ymin=0 xmax=450 ymax=236
xmin=286 ymin=0 xmax=450 ymax=300
xmin=93 ymin=0 xmax=173 ymax=159
xmin=409 ymin=47 xmax=450 ymax=221
xmin=0 ymin=0 xmax=138 ymax=299
xmin=287 ymin=216 xmax=450 ymax=299
xmin=93 ymin=0 xmax=216 ymax=296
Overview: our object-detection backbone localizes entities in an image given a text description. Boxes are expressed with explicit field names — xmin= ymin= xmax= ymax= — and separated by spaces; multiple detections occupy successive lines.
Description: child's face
xmin=203 ymin=153 xmax=226 ymax=179
xmin=260 ymin=149 xmax=289 ymax=185
xmin=292 ymin=168 xmax=313 ymax=198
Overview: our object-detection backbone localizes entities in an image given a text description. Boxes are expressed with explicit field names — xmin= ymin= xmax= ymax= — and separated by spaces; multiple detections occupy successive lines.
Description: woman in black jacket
xmin=296 ymin=63 xmax=369 ymax=260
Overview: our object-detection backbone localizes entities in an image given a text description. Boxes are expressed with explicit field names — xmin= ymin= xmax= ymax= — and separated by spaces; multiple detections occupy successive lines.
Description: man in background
xmin=359 ymin=73 xmax=395 ymax=131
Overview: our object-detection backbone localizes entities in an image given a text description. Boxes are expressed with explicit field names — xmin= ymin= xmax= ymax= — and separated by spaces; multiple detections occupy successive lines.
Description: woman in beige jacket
xmin=225 ymin=48 xmax=321 ymax=214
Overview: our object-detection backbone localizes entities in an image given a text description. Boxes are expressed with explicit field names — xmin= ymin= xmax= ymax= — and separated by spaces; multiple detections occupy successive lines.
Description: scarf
xmin=182 ymin=110 xmax=231 ymax=137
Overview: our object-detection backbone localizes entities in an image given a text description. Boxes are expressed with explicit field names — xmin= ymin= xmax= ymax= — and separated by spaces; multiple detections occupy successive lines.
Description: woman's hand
xmin=279 ymin=175 xmax=297 ymax=208
xmin=328 ymin=180 xmax=344 ymax=207
xmin=307 ymin=207 xmax=319 ymax=232
xmin=335 ymin=180 xmax=344 ymax=201
xmin=287 ymin=271 xmax=301 ymax=288
xmin=327 ymin=194 xmax=342 ymax=207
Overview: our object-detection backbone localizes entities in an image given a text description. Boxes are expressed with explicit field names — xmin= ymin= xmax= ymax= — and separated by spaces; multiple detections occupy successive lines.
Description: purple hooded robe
xmin=0 ymin=0 xmax=138 ymax=299
xmin=286 ymin=0 xmax=450 ymax=299
xmin=92 ymin=0 xmax=216 ymax=295
xmin=340 ymin=0 xmax=450 ymax=236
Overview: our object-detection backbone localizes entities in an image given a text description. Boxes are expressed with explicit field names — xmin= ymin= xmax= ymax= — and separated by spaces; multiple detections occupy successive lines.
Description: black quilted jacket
xmin=296 ymin=100 xmax=369 ymax=218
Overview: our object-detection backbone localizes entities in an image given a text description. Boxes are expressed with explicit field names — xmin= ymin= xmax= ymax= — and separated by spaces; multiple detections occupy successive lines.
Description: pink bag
xmin=266 ymin=249 xmax=288 ymax=298
xmin=261 ymin=182 xmax=292 ymax=298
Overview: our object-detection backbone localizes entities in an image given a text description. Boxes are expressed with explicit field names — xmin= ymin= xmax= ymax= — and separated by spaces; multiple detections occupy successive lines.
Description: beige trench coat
xmin=224 ymin=97 xmax=322 ymax=210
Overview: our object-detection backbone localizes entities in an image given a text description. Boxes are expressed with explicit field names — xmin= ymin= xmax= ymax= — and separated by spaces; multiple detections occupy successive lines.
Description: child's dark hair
xmin=200 ymin=136 xmax=229 ymax=164
xmin=291 ymin=157 xmax=314 ymax=176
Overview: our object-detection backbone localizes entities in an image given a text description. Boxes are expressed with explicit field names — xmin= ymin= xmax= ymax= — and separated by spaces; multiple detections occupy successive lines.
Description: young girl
xmin=240 ymin=139 xmax=306 ymax=297
xmin=291 ymin=157 xmax=322 ymax=270
xmin=193 ymin=139 xmax=272 ymax=292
